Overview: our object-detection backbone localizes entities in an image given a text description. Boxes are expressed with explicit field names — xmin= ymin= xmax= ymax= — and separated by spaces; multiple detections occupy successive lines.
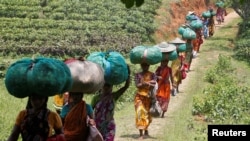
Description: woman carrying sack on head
xmin=62 ymin=58 xmax=105 ymax=141
xmin=91 ymin=65 xmax=130 ymax=141
xmin=208 ymin=7 xmax=215 ymax=37
xmin=134 ymin=62 xmax=157 ymax=139
xmin=154 ymin=42 xmax=175 ymax=117
xmin=6 ymin=57 xmax=71 ymax=141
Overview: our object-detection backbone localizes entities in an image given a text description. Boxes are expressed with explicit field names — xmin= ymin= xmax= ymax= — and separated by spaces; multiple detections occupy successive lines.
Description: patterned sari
xmin=183 ymin=40 xmax=193 ymax=70
xmin=94 ymin=94 xmax=116 ymax=141
xmin=192 ymin=29 xmax=203 ymax=53
xmin=208 ymin=16 xmax=215 ymax=37
xmin=134 ymin=71 xmax=156 ymax=130
xmin=171 ymin=55 xmax=183 ymax=88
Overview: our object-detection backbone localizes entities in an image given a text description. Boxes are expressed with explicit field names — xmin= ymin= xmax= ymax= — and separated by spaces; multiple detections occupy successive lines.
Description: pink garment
xmin=94 ymin=94 xmax=115 ymax=141
xmin=216 ymin=7 xmax=225 ymax=22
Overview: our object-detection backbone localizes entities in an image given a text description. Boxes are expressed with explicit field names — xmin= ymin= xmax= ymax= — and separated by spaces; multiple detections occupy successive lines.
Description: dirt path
xmin=114 ymin=11 xmax=240 ymax=141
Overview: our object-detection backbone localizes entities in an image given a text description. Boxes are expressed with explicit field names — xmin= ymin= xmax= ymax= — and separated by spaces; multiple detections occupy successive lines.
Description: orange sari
xmin=64 ymin=100 xmax=88 ymax=141
xmin=155 ymin=66 xmax=171 ymax=112
xmin=192 ymin=29 xmax=203 ymax=53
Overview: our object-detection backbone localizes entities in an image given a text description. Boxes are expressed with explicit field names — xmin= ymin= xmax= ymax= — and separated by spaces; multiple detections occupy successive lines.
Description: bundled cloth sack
xmin=87 ymin=51 xmax=128 ymax=85
xmin=216 ymin=1 xmax=224 ymax=8
xmin=202 ymin=11 xmax=212 ymax=18
xmin=130 ymin=45 xmax=162 ymax=65
xmin=64 ymin=58 xmax=105 ymax=93
xmin=182 ymin=27 xmax=196 ymax=40
xmin=190 ymin=19 xmax=203 ymax=29
xmin=5 ymin=57 xmax=73 ymax=98
xmin=178 ymin=25 xmax=196 ymax=40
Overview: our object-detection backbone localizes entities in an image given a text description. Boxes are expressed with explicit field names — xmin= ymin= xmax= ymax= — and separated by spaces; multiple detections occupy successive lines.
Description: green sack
xmin=182 ymin=28 xmax=196 ymax=40
xmin=190 ymin=20 xmax=203 ymax=29
xmin=202 ymin=11 xmax=211 ymax=18
xmin=87 ymin=51 xmax=128 ymax=85
xmin=5 ymin=57 xmax=73 ymax=98
xmin=162 ymin=50 xmax=178 ymax=61
xmin=216 ymin=1 xmax=224 ymax=8
xmin=178 ymin=26 xmax=186 ymax=35
xmin=130 ymin=46 xmax=162 ymax=65
xmin=177 ymin=43 xmax=186 ymax=52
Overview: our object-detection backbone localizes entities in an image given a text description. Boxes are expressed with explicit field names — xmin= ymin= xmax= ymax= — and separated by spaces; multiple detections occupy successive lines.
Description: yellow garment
xmin=208 ymin=16 xmax=215 ymax=36
xmin=136 ymin=72 xmax=153 ymax=97
xmin=53 ymin=94 xmax=64 ymax=107
xmin=134 ymin=94 xmax=152 ymax=130
xmin=171 ymin=58 xmax=182 ymax=87
xmin=134 ymin=71 xmax=154 ymax=130
xmin=15 ymin=110 xmax=62 ymax=137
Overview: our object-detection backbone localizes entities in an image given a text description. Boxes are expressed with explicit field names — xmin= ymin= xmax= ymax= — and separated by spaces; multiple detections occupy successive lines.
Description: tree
xmin=224 ymin=0 xmax=250 ymax=29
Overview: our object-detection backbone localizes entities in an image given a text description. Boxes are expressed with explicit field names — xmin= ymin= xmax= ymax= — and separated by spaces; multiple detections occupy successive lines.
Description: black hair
xmin=26 ymin=96 xmax=48 ymax=109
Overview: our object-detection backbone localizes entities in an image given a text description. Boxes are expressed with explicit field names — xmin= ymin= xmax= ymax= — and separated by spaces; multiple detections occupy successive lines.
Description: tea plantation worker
xmin=5 ymin=57 xmax=73 ymax=141
xmin=91 ymin=65 xmax=130 ymax=141
xmin=178 ymin=23 xmax=196 ymax=72
xmin=186 ymin=11 xmax=204 ymax=58
xmin=87 ymin=51 xmax=130 ymax=141
xmin=208 ymin=7 xmax=215 ymax=37
xmin=134 ymin=62 xmax=157 ymax=139
xmin=169 ymin=38 xmax=187 ymax=95
xmin=61 ymin=92 xmax=96 ymax=141
xmin=155 ymin=42 xmax=176 ymax=117
xmin=215 ymin=1 xmax=226 ymax=24
xmin=129 ymin=45 xmax=162 ymax=139
xmin=60 ymin=92 xmax=94 ymax=124
xmin=63 ymin=58 xmax=105 ymax=141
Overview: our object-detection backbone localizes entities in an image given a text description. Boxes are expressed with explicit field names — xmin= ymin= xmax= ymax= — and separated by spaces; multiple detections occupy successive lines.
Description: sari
xmin=134 ymin=71 xmax=156 ymax=130
xmin=155 ymin=66 xmax=172 ymax=112
xmin=63 ymin=100 xmax=88 ymax=141
xmin=171 ymin=55 xmax=184 ymax=88
xmin=192 ymin=29 xmax=203 ymax=53
xmin=94 ymin=94 xmax=116 ymax=141
xmin=216 ymin=7 xmax=225 ymax=23
xmin=208 ymin=16 xmax=215 ymax=37
xmin=183 ymin=40 xmax=193 ymax=71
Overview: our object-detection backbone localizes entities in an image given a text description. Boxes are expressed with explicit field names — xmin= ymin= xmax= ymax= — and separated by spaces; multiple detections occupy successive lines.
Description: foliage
xmin=234 ymin=39 xmax=250 ymax=63
xmin=223 ymin=0 xmax=250 ymax=29
xmin=193 ymin=55 xmax=250 ymax=123
xmin=0 ymin=0 xmax=161 ymax=56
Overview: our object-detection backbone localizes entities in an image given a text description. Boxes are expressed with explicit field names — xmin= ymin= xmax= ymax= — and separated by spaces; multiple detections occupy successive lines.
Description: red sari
xmin=64 ymin=100 xmax=88 ymax=141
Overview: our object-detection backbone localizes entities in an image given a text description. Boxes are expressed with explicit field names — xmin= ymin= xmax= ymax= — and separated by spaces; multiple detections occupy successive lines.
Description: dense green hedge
xmin=0 ymin=0 xmax=161 ymax=57
xmin=234 ymin=21 xmax=250 ymax=64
